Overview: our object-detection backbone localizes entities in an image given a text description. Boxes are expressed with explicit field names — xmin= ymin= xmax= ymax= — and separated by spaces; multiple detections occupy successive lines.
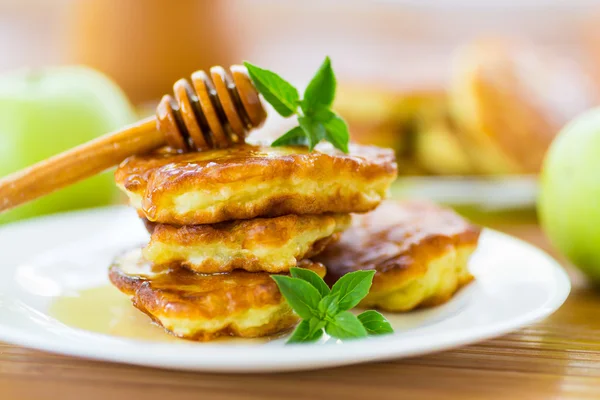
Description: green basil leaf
xmin=357 ymin=310 xmax=394 ymax=335
xmin=243 ymin=62 xmax=299 ymax=117
xmin=309 ymin=109 xmax=349 ymax=153
xmin=298 ymin=116 xmax=326 ymax=151
xmin=308 ymin=317 xmax=326 ymax=334
xmin=271 ymin=125 xmax=308 ymax=147
xmin=325 ymin=311 xmax=368 ymax=339
xmin=311 ymin=108 xmax=335 ymax=122
xmin=287 ymin=320 xmax=323 ymax=344
xmin=301 ymin=56 xmax=336 ymax=114
xmin=322 ymin=112 xmax=350 ymax=153
xmin=318 ymin=294 xmax=339 ymax=318
xmin=290 ymin=267 xmax=330 ymax=297
xmin=271 ymin=275 xmax=322 ymax=320
xmin=330 ymin=270 xmax=376 ymax=311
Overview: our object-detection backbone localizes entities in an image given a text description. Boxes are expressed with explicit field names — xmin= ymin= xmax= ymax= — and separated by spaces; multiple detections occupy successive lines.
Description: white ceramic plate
xmin=0 ymin=207 xmax=569 ymax=373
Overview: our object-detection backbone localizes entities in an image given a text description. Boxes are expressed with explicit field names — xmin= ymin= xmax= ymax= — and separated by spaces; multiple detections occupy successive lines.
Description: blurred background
xmin=2 ymin=0 xmax=600 ymax=223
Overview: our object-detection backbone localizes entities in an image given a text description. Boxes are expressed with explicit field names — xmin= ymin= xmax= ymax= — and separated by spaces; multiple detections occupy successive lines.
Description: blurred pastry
xmin=408 ymin=92 xmax=475 ymax=176
xmin=334 ymin=85 xmax=407 ymax=153
xmin=109 ymin=248 xmax=326 ymax=341
xmin=143 ymin=213 xmax=350 ymax=273
xmin=115 ymin=143 xmax=397 ymax=225
xmin=413 ymin=117 xmax=474 ymax=176
xmin=314 ymin=200 xmax=480 ymax=312
xmin=449 ymin=38 xmax=597 ymax=174
xmin=335 ymin=85 xmax=448 ymax=175
xmin=335 ymin=83 xmax=478 ymax=176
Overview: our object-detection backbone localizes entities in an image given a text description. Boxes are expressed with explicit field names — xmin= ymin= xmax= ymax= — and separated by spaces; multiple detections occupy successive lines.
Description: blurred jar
xmin=64 ymin=0 xmax=239 ymax=105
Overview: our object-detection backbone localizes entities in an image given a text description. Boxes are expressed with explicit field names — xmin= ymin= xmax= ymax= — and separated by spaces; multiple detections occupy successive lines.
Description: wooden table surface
xmin=1 ymin=221 xmax=599 ymax=400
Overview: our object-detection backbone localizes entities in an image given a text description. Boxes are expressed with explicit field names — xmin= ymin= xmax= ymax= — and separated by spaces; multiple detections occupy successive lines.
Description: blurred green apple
xmin=538 ymin=108 xmax=600 ymax=282
xmin=0 ymin=66 xmax=137 ymax=224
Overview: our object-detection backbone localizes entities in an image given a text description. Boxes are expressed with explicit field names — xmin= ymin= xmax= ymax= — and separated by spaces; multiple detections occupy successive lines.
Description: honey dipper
xmin=0 ymin=65 xmax=267 ymax=213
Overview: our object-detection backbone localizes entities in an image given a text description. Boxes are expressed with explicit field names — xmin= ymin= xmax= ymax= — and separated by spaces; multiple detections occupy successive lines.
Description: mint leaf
xmin=271 ymin=275 xmax=321 ymax=320
xmin=308 ymin=317 xmax=326 ymax=333
xmin=298 ymin=116 xmax=326 ymax=151
xmin=310 ymin=109 xmax=349 ymax=153
xmin=325 ymin=311 xmax=367 ymax=339
xmin=357 ymin=310 xmax=394 ymax=335
xmin=318 ymin=294 xmax=339 ymax=317
xmin=287 ymin=320 xmax=323 ymax=344
xmin=330 ymin=270 xmax=376 ymax=311
xmin=312 ymin=108 xmax=335 ymax=122
xmin=322 ymin=112 xmax=350 ymax=153
xmin=301 ymin=56 xmax=336 ymax=115
xmin=244 ymin=62 xmax=299 ymax=117
xmin=290 ymin=267 xmax=330 ymax=297
xmin=271 ymin=126 xmax=308 ymax=147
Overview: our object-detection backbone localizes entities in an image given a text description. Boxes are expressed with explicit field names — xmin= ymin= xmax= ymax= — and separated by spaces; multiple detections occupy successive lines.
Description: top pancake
xmin=115 ymin=143 xmax=397 ymax=225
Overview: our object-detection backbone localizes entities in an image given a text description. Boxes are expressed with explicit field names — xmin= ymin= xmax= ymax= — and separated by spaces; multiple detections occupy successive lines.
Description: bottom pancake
xmin=108 ymin=248 xmax=326 ymax=341
xmin=313 ymin=200 xmax=481 ymax=312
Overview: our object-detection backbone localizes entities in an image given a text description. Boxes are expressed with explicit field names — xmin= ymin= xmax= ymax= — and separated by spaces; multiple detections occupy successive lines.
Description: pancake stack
xmin=110 ymin=142 xmax=398 ymax=341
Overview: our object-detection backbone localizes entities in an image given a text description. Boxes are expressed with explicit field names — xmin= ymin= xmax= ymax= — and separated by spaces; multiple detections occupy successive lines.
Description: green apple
xmin=0 ymin=66 xmax=137 ymax=224
xmin=538 ymin=108 xmax=600 ymax=282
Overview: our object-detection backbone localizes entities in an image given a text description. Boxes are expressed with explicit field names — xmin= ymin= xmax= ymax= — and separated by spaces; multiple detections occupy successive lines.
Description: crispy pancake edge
xmin=142 ymin=213 xmax=350 ymax=273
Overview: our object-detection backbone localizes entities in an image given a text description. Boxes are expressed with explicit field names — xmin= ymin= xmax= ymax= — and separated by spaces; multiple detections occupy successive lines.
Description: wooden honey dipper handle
xmin=0 ymin=65 xmax=266 ymax=214
xmin=0 ymin=118 xmax=162 ymax=213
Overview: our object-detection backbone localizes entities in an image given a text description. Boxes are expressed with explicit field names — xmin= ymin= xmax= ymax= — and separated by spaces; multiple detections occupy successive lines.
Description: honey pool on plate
xmin=49 ymin=285 xmax=180 ymax=342
xmin=48 ymin=285 xmax=287 ymax=343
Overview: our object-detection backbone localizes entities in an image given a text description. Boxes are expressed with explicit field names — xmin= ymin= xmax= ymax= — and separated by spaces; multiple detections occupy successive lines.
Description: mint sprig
xmin=244 ymin=57 xmax=350 ymax=153
xmin=271 ymin=268 xmax=393 ymax=343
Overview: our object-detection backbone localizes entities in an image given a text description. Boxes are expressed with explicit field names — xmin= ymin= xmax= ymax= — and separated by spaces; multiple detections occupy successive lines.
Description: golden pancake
xmin=143 ymin=213 xmax=350 ymax=273
xmin=109 ymin=248 xmax=326 ymax=341
xmin=115 ymin=143 xmax=397 ymax=225
xmin=313 ymin=201 xmax=481 ymax=312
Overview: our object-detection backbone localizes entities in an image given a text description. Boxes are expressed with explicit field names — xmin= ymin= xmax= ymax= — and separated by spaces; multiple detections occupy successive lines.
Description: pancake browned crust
xmin=313 ymin=200 xmax=481 ymax=312
xmin=109 ymin=248 xmax=326 ymax=341
xmin=115 ymin=143 xmax=397 ymax=225
xmin=143 ymin=213 xmax=350 ymax=273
